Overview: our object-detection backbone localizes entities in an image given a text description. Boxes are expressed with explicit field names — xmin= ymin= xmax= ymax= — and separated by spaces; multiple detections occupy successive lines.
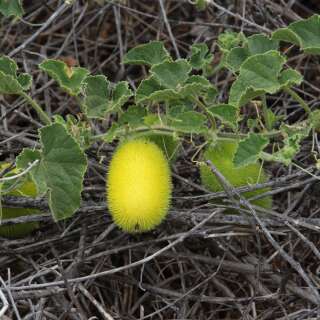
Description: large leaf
xmin=272 ymin=15 xmax=320 ymax=54
xmin=229 ymin=51 xmax=287 ymax=107
xmin=0 ymin=0 xmax=23 ymax=17
xmin=40 ymin=59 xmax=89 ymax=96
xmin=225 ymin=34 xmax=279 ymax=72
xmin=16 ymin=123 xmax=88 ymax=221
xmin=233 ymin=133 xmax=269 ymax=167
xmin=123 ymin=41 xmax=171 ymax=66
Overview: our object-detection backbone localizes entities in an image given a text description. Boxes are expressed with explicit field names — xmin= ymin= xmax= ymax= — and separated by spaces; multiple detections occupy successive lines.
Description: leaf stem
xmin=20 ymin=92 xmax=52 ymax=125
xmin=284 ymin=87 xmax=311 ymax=115
xmin=194 ymin=98 xmax=216 ymax=130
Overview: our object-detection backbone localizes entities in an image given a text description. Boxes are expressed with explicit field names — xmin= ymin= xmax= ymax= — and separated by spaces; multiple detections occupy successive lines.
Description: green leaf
xmin=0 ymin=71 xmax=24 ymax=94
xmin=247 ymin=34 xmax=279 ymax=55
xmin=16 ymin=124 xmax=87 ymax=221
xmin=218 ymin=31 xmax=245 ymax=52
xmin=272 ymin=15 xmax=320 ymax=54
xmin=123 ymin=41 xmax=171 ymax=66
xmin=0 ymin=0 xmax=23 ymax=17
xmin=262 ymin=123 xmax=310 ymax=166
xmin=189 ymin=43 xmax=213 ymax=70
xmin=119 ymin=105 xmax=147 ymax=127
xmin=102 ymin=123 xmax=122 ymax=143
xmin=0 ymin=56 xmax=31 ymax=94
xmin=169 ymin=110 xmax=207 ymax=134
xmin=83 ymin=76 xmax=132 ymax=119
xmin=111 ymin=81 xmax=132 ymax=110
xmin=229 ymin=51 xmax=286 ymax=107
xmin=225 ymin=34 xmax=278 ymax=72
xmin=234 ymin=133 xmax=269 ymax=167
xmin=16 ymin=149 xmax=46 ymax=195
xmin=40 ymin=59 xmax=89 ymax=96
xmin=135 ymin=76 xmax=179 ymax=104
xmin=279 ymin=68 xmax=303 ymax=87
xmin=0 ymin=56 xmax=17 ymax=76
xmin=17 ymin=74 xmax=32 ymax=90
xmin=83 ymin=75 xmax=110 ymax=118
xmin=207 ymin=104 xmax=239 ymax=129
xmin=180 ymin=75 xmax=217 ymax=100
xmin=151 ymin=59 xmax=191 ymax=89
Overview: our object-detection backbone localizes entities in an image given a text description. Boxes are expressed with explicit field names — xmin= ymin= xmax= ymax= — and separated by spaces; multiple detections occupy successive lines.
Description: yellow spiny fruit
xmin=0 ymin=163 xmax=40 ymax=238
xmin=106 ymin=139 xmax=172 ymax=233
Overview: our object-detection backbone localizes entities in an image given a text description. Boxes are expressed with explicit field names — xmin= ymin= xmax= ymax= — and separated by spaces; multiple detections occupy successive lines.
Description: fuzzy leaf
xmin=119 ymin=105 xmax=147 ymax=127
xmin=0 ymin=0 xmax=23 ymax=17
xmin=226 ymin=34 xmax=278 ymax=72
xmin=208 ymin=104 xmax=239 ymax=129
xmin=234 ymin=133 xmax=269 ymax=167
xmin=83 ymin=75 xmax=110 ymax=118
xmin=262 ymin=123 xmax=311 ymax=165
xmin=40 ymin=59 xmax=89 ymax=96
xmin=189 ymin=43 xmax=213 ymax=70
xmin=16 ymin=124 xmax=87 ymax=221
xmin=111 ymin=81 xmax=132 ymax=110
xmin=0 ymin=56 xmax=31 ymax=94
xmin=279 ymin=68 xmax=303 ymax=87
xmin=272 ymin=15 xmax=320 ymax=54
xmin=151 ymin=59 xmax=191 ymax=89
xmin=229 ymin=51 xmax=286 ymax=107
xmin=123 ymin=41 xmax=171 ymax=66
xmin=169 ymin=111 xmax=207 ymax=134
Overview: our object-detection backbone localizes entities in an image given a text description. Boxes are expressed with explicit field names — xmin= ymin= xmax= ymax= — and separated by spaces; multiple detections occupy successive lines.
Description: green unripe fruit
xmin=200 ymin=140 xmax=272 ymax=208
xmin=144 ymin=134 xmax=180 ymax=163
xmin=0 ymin=163 xmax=40 ymax=238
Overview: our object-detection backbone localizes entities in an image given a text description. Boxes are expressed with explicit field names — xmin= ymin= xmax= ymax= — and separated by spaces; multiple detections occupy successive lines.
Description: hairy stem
xmin=20 ymin=92 xmax=52 ymax=125
xmin=284 ymin=87 xmax=311 ymax=115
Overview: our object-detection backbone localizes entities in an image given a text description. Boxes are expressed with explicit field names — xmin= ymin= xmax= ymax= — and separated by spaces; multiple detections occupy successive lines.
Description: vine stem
xmin=19 ymin=92 xmax=52 ymax=125
xmin=284 ymin=87 xmax=311 ymax=115
xmin=91 ymin=125 xmax=282 ymax=142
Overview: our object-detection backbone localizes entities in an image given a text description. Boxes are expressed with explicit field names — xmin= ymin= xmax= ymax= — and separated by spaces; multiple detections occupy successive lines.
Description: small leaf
xmin=207 ymin=104 xmax=239 ymax=129
xmin=135 ymin=76 xmax=179 ymax=104
xmin=279 ymin=68 xmax=303 ymax=87
xmin=189 ymin=43 xmax=213 ymax=70
xmin=111 ymin=81 xmax=132 ymax=110
xmin=262 ymin=123 xmax=311 ymax=165
xmin=123 ymin=41 xmax=171 ymax=66
xmin=218 ymin=31 xmax=245 ymax=52
xmin=180 ymin=75 xmax=217 ymax=100
xmin=40 ymin=59 xmax=89 ymax=96
xmin=0 ymin=0 xmax=23 ymax=17
xmin=229 ymin=51 xmax=286 ymax=107
xmin=151 ymin=59 xmax=191 ymax=89
xmin=226 ymin=47 xmax=250 ymax=72
xmin=0 ymin=56 xmax=31 ymax=94
xmin=17 ymin=124 xmax=88 ymax=221
xmin=234 ymin=133 xmax=269 ymax=167
xmin=119 ymin=105 xmax=147 ymax=127
xmin=272 ymin=15 xmax=320 ymax=54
